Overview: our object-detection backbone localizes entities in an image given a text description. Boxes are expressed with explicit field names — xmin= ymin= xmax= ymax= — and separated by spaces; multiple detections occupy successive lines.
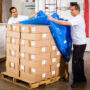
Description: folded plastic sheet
xmin=20 ymin=11 xmax=72 ymax=62
xmin=20 ymin=11 xmax=50 ymax=25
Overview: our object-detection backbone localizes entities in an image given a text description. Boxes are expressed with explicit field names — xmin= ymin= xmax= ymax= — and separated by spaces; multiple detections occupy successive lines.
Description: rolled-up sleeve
xmin=69 ymin=17 xmax=80 ymax=26
xmin=20 ymin=16 xmax=28 ymax=21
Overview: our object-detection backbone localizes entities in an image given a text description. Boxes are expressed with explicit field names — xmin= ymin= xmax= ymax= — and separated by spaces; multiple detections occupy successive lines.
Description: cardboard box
xmin=20 ymin=46 xmax=51 ymax=54
xmin=50 ymin=45 xmax=59 ymax=52
xmin=7 ymin=49 xmax=19 ymax=58
xmin=7 ymin=24 xmax=21 ymax=32
xmin=21 ymin=33 xmax=52 ymax=40
xmin=51 ymin=69 xmax=60 ymax=77
xmin=7 ymin=56 xmax=19 ymax=63
xmin=20 ymin=71 xmax=51 ymax=83
xmin=50 ymin=34 xmax=54 ymax=40
xmin=20 ymin=60 xmax=51 ymax=83
xmin=7 ymin=31 xmax=20 ymax=38
xmin=20 ymin=59 xmax=51 ymax=70
xmin=20 ymin=39 xmax=51 ymax=47
xmin=7 ymin=44 xmax=19 ymax=51
xmin=7 ymin=37 xmax=20 ymax=45
xmin=51 ymin=57 xmax=60 ymax=65
xmin=51 ymin=39 xmax=56 ymax=45
xmin=51 ymin=63 xmax=60 ymax=76
xmin=51 ymin=51 xmax=61 ymax=58
xmin=6 ymin=61 xmax=19 ymax=77
xmin=20 ymin=52 xmax=50 ymax=61
xmin=21 ymin=25 xmax=51 ymax=33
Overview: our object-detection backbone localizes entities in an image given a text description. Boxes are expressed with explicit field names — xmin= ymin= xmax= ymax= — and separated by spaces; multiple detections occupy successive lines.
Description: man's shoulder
xmin=71 ymin=14 xmax=83 ymax=22
xmin=18 ymin=15 xmax=23 ymax=17
xmin=8 ymin=16 xmax=15 ymax=24
xmin=18 ymin=15 xmax=28 ymax=20
xmin=8 ymin=17 xmax=12 ymax=23
xmin=75 ymin=14 xmax=83 ymax=19
xmin=18 ymin=15 xmax=26 ymax=17
xmin=8 ymin=17 xmax=13 ymax=21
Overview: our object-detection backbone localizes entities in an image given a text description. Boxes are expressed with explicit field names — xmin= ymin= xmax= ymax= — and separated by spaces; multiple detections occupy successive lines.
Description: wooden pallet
xmin=1 ymin=72 xmax=61 ymax=89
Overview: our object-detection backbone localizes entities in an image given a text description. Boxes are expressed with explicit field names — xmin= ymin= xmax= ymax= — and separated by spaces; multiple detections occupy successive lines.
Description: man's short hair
xmin=10 ymin=7 xmax=17 ymax=13
xmin=70 ymin=2 xmax=80 ymax=11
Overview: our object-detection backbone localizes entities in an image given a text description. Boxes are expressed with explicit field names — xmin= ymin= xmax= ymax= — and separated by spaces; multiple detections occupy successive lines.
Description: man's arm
xmin=28 ymin=12 xmax=38 ymax=19
xmin=15 ymin=12 xmax=39 ymax=24
xmin=48 ymin=16 xmax=71 ymax=26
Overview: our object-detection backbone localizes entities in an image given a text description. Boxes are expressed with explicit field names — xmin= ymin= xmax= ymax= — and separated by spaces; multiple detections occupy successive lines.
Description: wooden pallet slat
xmin=1 ymin=72 xmax=61 ymax=89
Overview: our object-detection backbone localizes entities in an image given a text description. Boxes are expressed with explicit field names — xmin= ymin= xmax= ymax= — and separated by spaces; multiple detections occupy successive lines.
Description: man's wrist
xmin=52 ymin=18 xmax=56 ymax=22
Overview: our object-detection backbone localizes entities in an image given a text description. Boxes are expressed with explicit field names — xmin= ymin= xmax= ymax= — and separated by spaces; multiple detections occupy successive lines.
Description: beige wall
xmin=12 ymin=0 xmax=25 ymax=14
xmin=2 ymin=0 xmax=12 ymax=23
xmin=12 ymin=0 xmax=34 ymax=14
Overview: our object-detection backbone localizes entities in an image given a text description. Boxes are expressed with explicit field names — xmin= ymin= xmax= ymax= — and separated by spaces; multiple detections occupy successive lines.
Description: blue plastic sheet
xmin=49 ymin=21 xmax=72 ymax=62
xmin=20 ymin=11 xmax=72 ymax=62
xmin=20 ymin=11 xmax=50 ymax=25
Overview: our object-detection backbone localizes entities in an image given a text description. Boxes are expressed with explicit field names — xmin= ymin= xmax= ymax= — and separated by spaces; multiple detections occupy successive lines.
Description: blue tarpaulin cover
xmin=20 ymin=11 xmax=72 ymax=62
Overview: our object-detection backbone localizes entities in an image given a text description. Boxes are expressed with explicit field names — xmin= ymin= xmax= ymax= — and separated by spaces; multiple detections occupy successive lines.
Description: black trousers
xmin=72 ymin=44 xmax=86 ymax=83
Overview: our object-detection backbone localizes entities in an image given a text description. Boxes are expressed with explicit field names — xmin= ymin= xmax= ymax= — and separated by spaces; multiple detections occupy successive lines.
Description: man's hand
xmin=28 ymin=11 xmax=39 ymax=19
xmin=35 ymin=11 xmax=40 ymax=15
xmin=48 ymin=15 xmax=71 ymax=26
xmin=48 ymin=16 xmax=54 ymax=21
xmin=15 ymin=21 xmax=20 ymax=24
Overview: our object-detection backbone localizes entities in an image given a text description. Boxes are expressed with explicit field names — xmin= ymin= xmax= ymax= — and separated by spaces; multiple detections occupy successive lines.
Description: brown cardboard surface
xmin=7 ymin=44 xmax=19 ymax=51
xmin=7 ymin=37 xmax=20 ymax=45
xmin=7 ymin=24 xmax=21 ymax=32
xmin=51 ymin=51 xmax=61 ymax=58
xmin=7 ymin=31 xmax=20 ymax=38
xmin=50 ymin=57 xmax=60 ymax=65
xmin=20 ymin=46 xmax=51 ymax=54
xmin=20 ymin=60 xmax=51 ymax=83
xmin=20 ymin=72 xmax=42 ymax=83
xmin=20 ymin=59 xmax=51 ymax=69
xmin=6 ymin=61 xmax=19 ymax=77
xmin=51 ymin=63 xmax=60 ymax=76
xmin=20 ymin=72 xmax=51 ymax=83
xmin=21 ymin=33 xmax=52 ymax=40
xmin=7 ymin=49 xmax=19 ymax=58
xmin=51 ymin=39 xmax=56 ymax=45
xmin=20 ymin=52 xmax=50 ymax=61
xmin=50 ymin=34 xmax=54 ymax=40
xmin=20 ymin=39 xmax=51 ymax=47
xmin=21 ymin=25 xmax=51 ymax=33
xmin=21 ymin=25 xmax=31 ymax=33
xmin=50 ymin=45 xmax=59 ymax=52
xmin=6 ymin=56 xmax=19 ymax=63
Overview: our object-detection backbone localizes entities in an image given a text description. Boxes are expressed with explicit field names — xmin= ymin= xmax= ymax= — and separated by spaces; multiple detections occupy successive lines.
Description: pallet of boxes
xmin=1 ymin=24 xmax=64 ymax=89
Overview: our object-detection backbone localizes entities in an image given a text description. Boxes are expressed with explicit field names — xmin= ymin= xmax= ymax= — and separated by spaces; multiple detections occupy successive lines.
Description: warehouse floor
xmin=0 ymin=52 xmax=90 ymax=90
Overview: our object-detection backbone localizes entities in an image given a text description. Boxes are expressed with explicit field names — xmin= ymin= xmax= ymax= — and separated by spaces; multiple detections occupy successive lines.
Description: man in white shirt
xmin=8 ymin=7 xmax=38 ymax=24
xmin=48 ymin=3 xmax=87 ymax=88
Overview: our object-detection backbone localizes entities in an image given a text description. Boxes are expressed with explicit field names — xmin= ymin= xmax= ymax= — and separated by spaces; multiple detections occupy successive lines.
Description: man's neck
xmin=12 ymin=16 xmax=18 ymax=18
xmin=74 ymin=13 xmax=80 ymax=17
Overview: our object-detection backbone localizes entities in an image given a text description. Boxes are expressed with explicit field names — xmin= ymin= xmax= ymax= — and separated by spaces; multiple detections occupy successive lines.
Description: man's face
xmin=11 ymin=8 xmax=18 ymax=18
xmin=70 ymin=6 xmax=79 ymax=16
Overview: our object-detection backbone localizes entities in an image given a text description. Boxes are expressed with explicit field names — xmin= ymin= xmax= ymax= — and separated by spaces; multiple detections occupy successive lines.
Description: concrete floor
xmin=0 ymin=52 xmax=90 ymax=90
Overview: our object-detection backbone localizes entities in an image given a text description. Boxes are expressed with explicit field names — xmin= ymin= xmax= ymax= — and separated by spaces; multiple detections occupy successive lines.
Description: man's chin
xmin=71 ymin=14 xmax=75 ymax=16
xmin=14 ymin=16 xmax=18 ymax=18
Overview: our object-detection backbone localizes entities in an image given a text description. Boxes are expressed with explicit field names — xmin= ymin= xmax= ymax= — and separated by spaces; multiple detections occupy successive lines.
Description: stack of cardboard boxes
xmin=6 ymin=24 xmax=20 ymax=77
xmin=50 ymin=36 xmax=61 ymax=77
xmin=6 ymin=24 xmax=61 ymax=83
